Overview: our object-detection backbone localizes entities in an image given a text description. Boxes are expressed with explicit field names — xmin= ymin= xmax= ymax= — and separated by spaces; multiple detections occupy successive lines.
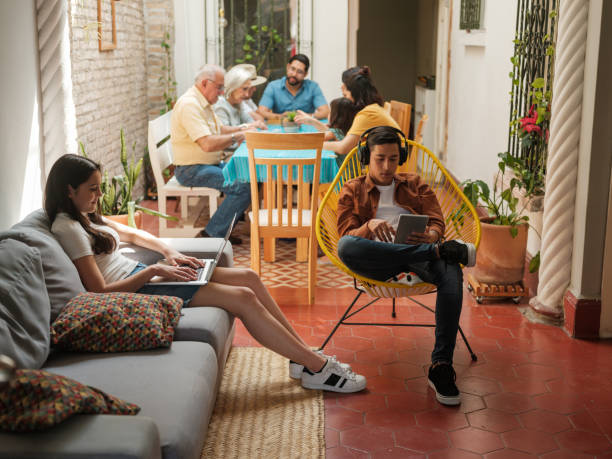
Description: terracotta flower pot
xmin=104 ymin=211 xmax=143 ymax=229
xmin=473 ymin=220 xmax=528 ymax=285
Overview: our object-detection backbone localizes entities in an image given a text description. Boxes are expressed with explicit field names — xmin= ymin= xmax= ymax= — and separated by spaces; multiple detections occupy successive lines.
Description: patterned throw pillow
xmin=0 ymin=369 xmax=140 ymax=432
xmin=51 ymin=292 xmax=183 ymax=352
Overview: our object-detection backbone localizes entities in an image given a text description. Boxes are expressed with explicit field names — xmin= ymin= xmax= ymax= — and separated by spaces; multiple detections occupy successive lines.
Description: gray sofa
xmin=0 ymin=210 xmax=235 ymax=459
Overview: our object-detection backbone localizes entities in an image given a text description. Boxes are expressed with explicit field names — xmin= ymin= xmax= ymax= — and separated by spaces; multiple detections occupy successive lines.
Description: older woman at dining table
xmin=213 ymin=66 xmax=267 ymax=150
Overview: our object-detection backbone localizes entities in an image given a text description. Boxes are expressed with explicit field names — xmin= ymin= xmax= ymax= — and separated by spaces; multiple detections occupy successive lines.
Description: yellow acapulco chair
xmin=316 ymin=141 xmax=481 ymax=361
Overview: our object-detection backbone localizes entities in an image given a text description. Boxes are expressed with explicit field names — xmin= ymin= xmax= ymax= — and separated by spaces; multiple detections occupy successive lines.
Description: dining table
xmin=221 ymin=123 xmax=340 ymax=264
xmin=221 ymin=123 xmax=339 ymax=187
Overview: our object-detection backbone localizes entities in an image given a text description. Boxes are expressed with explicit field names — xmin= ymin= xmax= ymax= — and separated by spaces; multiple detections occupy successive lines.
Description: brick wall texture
xmin=68 ymin=0 xmax=175 ymax=198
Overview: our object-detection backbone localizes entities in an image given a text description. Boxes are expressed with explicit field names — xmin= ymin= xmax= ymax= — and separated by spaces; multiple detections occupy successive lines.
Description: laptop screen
xmin=214 ymin=213 xmax=237 ymax=264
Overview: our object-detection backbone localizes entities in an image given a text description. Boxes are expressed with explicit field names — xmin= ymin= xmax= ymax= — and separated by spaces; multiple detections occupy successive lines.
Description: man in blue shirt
xmin=258 ymin=54 xmax=329 ymax=120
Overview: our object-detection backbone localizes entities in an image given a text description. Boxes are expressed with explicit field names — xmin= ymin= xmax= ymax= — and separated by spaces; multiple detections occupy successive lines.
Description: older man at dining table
xmin=170 ymin=64 xmax=258 ymax=244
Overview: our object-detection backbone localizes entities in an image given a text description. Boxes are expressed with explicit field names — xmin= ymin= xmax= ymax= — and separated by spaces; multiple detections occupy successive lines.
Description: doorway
xmin=355 ymin=0 xmax=438 ymax=136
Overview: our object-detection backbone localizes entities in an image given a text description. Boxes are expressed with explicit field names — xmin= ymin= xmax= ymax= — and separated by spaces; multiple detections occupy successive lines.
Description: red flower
xmin=519 ymin=105 xmax=543 ymax=138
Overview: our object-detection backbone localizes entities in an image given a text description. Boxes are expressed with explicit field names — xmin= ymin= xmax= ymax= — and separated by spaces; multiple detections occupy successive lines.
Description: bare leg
xmin=211 ymin=267 xmax=308 ymax=347
xmin=190 ymin=281 xmax=325 ymax=371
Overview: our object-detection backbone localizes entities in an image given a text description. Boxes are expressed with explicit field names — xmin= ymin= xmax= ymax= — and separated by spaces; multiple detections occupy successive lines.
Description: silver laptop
xmin=146 ymin=214 xmax=237 ymax=286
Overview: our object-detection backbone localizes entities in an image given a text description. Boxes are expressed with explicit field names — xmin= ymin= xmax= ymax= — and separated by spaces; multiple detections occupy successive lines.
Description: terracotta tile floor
xmin=141 ymin=201 xmax=612 ymax=458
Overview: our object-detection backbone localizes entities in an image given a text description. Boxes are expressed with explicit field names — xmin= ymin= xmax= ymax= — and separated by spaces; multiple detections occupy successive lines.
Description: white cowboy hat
xmin=233 ymin=63 xmax=267 ymax=86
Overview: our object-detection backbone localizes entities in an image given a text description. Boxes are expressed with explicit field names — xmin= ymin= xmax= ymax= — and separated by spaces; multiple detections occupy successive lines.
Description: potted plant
xmin=282 ymin=111 xmax=299 ymax=133
xmin=80 ymin=129 xmax=178 ymax=228
xmin=462 ymin=152 xmax=541 ymax=285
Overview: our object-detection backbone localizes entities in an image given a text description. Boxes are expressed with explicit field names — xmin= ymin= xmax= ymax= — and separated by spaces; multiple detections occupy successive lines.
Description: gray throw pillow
xmin=0 ymin=239 xmax=51 ymax=369
xmin=2 ymin=209 xmax=85 ymax=320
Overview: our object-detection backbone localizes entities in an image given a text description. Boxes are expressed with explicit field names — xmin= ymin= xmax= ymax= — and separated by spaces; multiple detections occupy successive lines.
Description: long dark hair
xmin=44 ymin=154 xmax=116 ymax=254
xmin=341 ymin=66 xmax=360 ymax=85
xmin=329 ymin=98 xmax=359 ymax=135
xmin=345 ymin=66 xmax=383 ymax=110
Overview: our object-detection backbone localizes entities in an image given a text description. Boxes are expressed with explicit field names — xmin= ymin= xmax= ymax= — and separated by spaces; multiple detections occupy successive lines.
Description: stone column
xmin=529 ymin=0 xmax=589 ymax=319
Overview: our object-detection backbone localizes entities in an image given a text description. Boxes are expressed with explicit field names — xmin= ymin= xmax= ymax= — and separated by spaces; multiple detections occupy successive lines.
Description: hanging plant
xmin=235 ymin=24 xmax=283 ymax=73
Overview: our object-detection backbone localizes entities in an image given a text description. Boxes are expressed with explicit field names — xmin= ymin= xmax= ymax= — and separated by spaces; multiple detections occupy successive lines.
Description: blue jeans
xmin=337 ymin=235 xmax=463 ymax=364
xmin=130 ymin=262 xmax=200 ymax=307
xmin=175 ymin=163 xmax=251 ymax=237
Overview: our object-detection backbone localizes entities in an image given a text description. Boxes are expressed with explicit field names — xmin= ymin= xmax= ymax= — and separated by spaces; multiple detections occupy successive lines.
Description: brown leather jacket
xmin=337 ymin=173 xmax=445 ymax=240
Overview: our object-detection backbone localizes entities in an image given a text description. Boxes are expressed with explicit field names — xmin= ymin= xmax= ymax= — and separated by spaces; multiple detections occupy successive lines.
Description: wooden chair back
xmin=148 ymin=111 xmax=173 ymax=188
xmin=389 ymin=100 xmax=412 ymax=137
xmin=245 ymin=132 xmax=325 ymax=304
xmin=398 ymin=113 xmax=429 ymax=174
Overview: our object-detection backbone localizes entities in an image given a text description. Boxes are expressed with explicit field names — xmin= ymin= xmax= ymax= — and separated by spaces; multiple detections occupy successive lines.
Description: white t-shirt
xmin=374 ymin=181 xmax=411 ymax=241
xmin=51 ymin=213 xmax=138 ymax=283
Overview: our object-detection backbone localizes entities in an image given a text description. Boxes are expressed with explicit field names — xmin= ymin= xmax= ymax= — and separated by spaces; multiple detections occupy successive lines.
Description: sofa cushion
xmin=44 ymin=341 xmax=219 ymax=459
xmin=0 ymin=415 xmax=161 ymax=459
xmin=174 ymin=307 xmax=233 ymax=360
xmin=51 ymin=292 xmax=183 ymax=352
xmin=0 ymin=369 xmax=140 ymax=432
xmin=3 ymin=209 xmax=85 ymax=321
xmin=0 ymin=239 xmax=51 ymax=369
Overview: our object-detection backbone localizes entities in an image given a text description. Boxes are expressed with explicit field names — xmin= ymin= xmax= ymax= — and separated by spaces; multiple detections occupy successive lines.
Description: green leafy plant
xmin=285 ymin=111 xmax=297 ymax=122
xmin=508 ymin=8 xmax=557 ymax=178
xmin=79 ymin=129 xmax=178 ymax=227
xmin=159 ymin=31 xmax=177 ymax=115
xmin=462 ymin=152 xmax=542 ymax=272
xmin=235 ymin=24 xmax=283 ymax=72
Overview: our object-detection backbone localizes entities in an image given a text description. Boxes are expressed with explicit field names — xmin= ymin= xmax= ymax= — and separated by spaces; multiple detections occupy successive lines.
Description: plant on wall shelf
xmin=79 ymin=129 xmax=177 ymax=227
xmin=159 ymin=31 xmax=177 ymax=115
xmin=235 ymin=24 xmax=283 ymax=73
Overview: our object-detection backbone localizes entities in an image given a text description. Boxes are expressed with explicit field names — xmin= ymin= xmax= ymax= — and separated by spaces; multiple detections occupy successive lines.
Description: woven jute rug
xmin=201 ymin=347 xmax=325 ymax=459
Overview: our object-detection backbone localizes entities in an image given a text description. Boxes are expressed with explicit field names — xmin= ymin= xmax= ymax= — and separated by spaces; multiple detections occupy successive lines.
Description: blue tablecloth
xmin=222 ymin=124 xmax=339 ymax=186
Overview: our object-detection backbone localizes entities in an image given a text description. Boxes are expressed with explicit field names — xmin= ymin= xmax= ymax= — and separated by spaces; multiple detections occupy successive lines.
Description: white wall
xmin=0 ymin=0 xmax=43 ymax=230
xmin=445 ymin=0 xmax=517 ymax=185
xmin=312 ymin=0 xmax=348 ymax=102
xmin=173 ymin=0 xmax=207 ymax=97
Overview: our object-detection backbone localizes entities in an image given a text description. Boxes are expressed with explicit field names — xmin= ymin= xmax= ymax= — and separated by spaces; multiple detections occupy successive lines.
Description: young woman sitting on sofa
xmin=44 ymin=154 xmax=366 ymax=394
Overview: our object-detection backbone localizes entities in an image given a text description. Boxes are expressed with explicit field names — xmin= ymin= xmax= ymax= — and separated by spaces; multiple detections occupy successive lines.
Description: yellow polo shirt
xmin=347 ymin=103 xmax=400 ymax=137
xmin=171 ymin=85 xmax=223 ymax=165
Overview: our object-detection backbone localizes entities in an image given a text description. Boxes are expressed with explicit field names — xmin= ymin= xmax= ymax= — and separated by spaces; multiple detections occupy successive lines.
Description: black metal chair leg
xmin=458 ymin=325 xmax=477 ymax=361
xmin=318 ymin=290 xmax=364 ymax=351
xmin=392 ymin=298 xmax=397 ymax=318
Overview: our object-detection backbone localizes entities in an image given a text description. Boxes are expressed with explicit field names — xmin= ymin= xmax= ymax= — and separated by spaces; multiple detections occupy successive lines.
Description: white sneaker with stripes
xmin=301 ymin=359 xmax=366 ymax=393
xmin=289 ymin=352 xmax=351 ymax=379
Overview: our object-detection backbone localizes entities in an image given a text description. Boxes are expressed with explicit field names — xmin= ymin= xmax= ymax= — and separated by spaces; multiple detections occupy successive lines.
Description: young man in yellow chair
xmin=336 ymin=125 xmax=476 ymax=406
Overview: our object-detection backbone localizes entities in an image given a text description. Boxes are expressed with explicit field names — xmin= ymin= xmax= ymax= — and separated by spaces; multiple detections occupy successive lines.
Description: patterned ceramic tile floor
xmin=141 ymin=200 xmax=612 ymax=458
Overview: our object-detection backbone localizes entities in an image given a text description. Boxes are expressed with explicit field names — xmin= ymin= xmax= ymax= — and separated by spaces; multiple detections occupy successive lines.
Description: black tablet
xmin=394 ymin=214 xmax=429 ymax=244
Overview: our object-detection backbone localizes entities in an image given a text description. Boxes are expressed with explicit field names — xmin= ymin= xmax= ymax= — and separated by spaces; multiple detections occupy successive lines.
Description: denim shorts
xmin=130 ymin=262 xmax=200 ymax=307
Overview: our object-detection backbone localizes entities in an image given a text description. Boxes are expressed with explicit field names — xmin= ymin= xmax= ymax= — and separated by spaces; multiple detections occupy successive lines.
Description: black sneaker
xmin=438 ymin=240 xmax=476 ymax=267
xmin=428 ymin=362 xmax=460 ymax=405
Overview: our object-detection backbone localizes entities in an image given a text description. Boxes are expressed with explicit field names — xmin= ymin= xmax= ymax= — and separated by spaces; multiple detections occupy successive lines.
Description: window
xmin=459 ymin=0 xmax=482 ymax=31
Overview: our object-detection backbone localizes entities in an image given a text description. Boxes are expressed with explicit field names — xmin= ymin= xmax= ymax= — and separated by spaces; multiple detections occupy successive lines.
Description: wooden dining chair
xmin=148 ymin=110 xmax=220 ymax=237
xmin=389 ymin=100 xmax=412 ymax=138
xmin=398 ymin=113 xmax=429 ymax=174
xmin=245 ymin=132 xmax=325 ymax=304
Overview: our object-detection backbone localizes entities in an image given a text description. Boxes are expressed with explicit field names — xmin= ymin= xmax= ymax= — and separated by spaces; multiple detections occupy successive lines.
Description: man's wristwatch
xmin=231 ymin=133 xmax=236 ymax=144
